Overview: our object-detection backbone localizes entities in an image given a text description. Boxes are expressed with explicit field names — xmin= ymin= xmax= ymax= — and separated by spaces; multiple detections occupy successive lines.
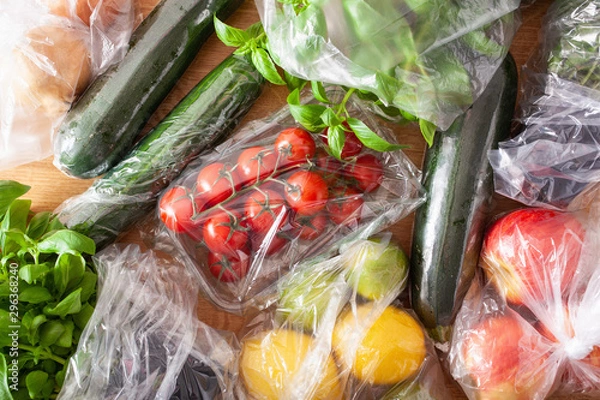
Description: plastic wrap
xmin=0 ymin=0 xmax=147 ymax=171
xmin=233 ymin=235 xmax=449 ymax=399
xmin=58 ymin=244 xmax=237 ymax=400
xmin=255 ymin=0 xmax=520 ymax=130
xmin=489 ymin=0 xmax=600 ymax=209
xmin=449 ymin=207 xmax=600 ymax=399
xmin=154 ymin=89 xmax=424 ymax=314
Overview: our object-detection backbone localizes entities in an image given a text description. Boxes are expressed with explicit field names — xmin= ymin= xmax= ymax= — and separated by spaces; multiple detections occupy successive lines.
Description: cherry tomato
xmin=237 ymin=146 xmax=278 ymax=187
xmin=203 ymin=210 xmax=248 ymax=257
xmin=274 ymin=127 xmax=316 ymax=167
xmin=291 ymin=213 xmax=329 ymax=240
xmin=159 ymin=186 xmax=195 ymax=234
xmin=284 ymin=170 xmax=329 ymax=216
xmin=196 ymin=162 xmax=240 ymax=206
xmin=208 ymin=251 xmax=250 ymax=282
xmin=321 ymin=122 xmax=363 ymax=159
xmin=314 ymin=148 xmax=344 ymax=186
xmin=326 ymin=186 xmax=364 ymax=226
xmin=251 ymin=231 xmax=288 ymax=256
xmin=244 ymin=188 xmax=289 ymax=234
xmin=343 ymin=154 xmax=384 ymax=193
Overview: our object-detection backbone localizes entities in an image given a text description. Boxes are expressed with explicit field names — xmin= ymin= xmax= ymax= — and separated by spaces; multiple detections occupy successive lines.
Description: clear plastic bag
xmin=489 ymin=0 xmax=600 ymax=209
xmin=449 ymin=207 xmax=600 ymax=399
xmin=255 ymin=0 xmax=520 ymax=130
xmin=58 ymin=244 xmax=237 ymax=400
xmin=233 ymin=235 xmax=449 ymax=399
xmin=0 ymin=0 xmax=142 ymax=171
xmin=153 ymin=89 xmax=424 ymax=314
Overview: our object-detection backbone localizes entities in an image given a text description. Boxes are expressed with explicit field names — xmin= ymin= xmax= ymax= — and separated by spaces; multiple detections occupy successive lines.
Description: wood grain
xmin=3 ymin=0 xmax=594 ymax=398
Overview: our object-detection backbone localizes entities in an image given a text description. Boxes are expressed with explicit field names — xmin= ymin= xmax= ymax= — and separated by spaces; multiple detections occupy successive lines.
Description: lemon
xmin=332 ymin=304 xmax=426 ymax=386
xmin=240 ymin=328 xmax=343 ymax=400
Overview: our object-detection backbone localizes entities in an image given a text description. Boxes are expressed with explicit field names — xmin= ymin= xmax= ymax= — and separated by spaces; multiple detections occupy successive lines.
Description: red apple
xmin=460 ymin=313 xmax=552 ymax=399
xmin=480 ymin=208 xmax=586 ymax=306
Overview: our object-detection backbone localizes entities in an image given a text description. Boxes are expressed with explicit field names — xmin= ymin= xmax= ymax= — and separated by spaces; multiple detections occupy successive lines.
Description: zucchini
xmin=54 ymin=0 xmax=243 ymax=178
xmin=409 ymin=54 xmax=517 ymax=342
xmin=57 ymin=54 xmax=264 ymax=249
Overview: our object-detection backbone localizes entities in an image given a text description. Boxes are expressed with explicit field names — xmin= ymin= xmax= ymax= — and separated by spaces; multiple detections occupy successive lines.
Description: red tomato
xmin=326 ymin=186 xmax=364 ymax=226
xmin=208 ymin=251 xmax=250 ymax=282
xmin=159 ymin=186 xmax=195 ymax=234
xmin=321 ymin=123 xmax=363 ymax=159
xmin=203 ymin=210 xmax=248 ymax=257
xmin=237 ymin=146 xmax=278 ymax=187
xmin=274 ymin=127 xmax=316 ymax=167
xmin=314 ymin=148 xmax=344 ymax=186
xmin=284 ymin=170 xmax=329 ymax=216
xmin=244 ymin=188 xmax=289 ymax=234
xmin=343 ymin=154 xmax=384 ymax=193
xmin=291 ymin=213 xmax=329 ymax=240
xmin=196 ymin=162 xmax=240 ymax=206
xmin=251 ymin=232 xmax=288 ymax=256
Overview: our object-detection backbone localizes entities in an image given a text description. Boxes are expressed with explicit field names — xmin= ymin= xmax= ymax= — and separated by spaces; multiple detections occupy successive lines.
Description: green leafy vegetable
xmin=0 ymin=181 xmax=97 ymax=399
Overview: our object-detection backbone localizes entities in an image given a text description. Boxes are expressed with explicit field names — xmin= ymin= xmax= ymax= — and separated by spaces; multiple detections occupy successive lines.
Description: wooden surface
xmin=2 ymin=1 xmax=593 ymax=398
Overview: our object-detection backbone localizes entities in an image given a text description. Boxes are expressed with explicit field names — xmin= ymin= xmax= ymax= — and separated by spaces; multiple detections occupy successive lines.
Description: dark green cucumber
xmin=57 ymin=54 xmax=264 ymax=249
xmin=54 ymin=0 xmax=242 ymax=179
xmin=409 ymin=54 xmax=517 ymax=342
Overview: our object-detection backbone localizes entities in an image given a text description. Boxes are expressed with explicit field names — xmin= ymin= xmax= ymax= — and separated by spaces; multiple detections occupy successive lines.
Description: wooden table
xmin=2 ymin=1 xmax=593 ymax=398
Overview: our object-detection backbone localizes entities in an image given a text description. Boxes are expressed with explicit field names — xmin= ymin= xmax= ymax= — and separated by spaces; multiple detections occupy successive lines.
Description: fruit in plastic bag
xmin=332 ymin=304 xmax=426 ymax=386
xmin=480 ymin=208 xmax=586 ymax=306
xmin=13 ymin=23 xmax=91 ymax=117
xmin=239 ymin=328 xmax=343 ymax=400
xmin=43 ymin=0 xmax=124 ymax=26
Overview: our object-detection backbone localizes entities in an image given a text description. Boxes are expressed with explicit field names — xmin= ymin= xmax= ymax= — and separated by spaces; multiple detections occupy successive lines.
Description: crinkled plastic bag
xmin=450 ymin=207 xmax=600 ymax=399
xmin=234 ymin=234 xmax=450 ymax=399
xmin=58 ymin=244 xmax=237 ymax=400
xmin=0 ymin=0 xmax=142 ymax=171
xmin=489 ymin=0 xmax=600 ymax=209
xmin=256 ymin=0 xmax=520 ymax=130
xmin=153 ymin=89 xmax=424 ymax=314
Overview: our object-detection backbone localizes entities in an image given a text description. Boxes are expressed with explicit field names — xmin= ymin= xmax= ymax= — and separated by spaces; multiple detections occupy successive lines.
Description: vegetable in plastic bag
xmin=489 ymin=0 xmax=600 ymax=209
xmin=450 ymin=207 xmax=600 ymax=399
xmin=155 ymin=89 xmax=424 ymax=314
xmin=0 ymin=0 xmax=141 ymax=171
xmin=254 ymin=0 xmax=521 ymax=132
xmin=58 ymin=244 xmax=237 ymax=400
xmin=233 ymin=235 xmax=449 ymax=399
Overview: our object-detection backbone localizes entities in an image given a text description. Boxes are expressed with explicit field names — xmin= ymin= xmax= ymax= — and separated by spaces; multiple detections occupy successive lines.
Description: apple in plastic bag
xmin=341 ymin=238 xmax=409 ymax=300
xmin=480 ymin=208 xmax=585 ymax=306
xmin=460 ymin=313 xmax=552 ymax=400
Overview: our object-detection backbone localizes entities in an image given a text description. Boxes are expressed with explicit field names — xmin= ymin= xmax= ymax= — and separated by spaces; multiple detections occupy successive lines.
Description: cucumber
xmin=54 ymin=0 xmax=243 ymax=179
xmin=57 ymin=54 xmax=264 ymax=249
xmin=409 ymin=54 xmax=517 ymax=342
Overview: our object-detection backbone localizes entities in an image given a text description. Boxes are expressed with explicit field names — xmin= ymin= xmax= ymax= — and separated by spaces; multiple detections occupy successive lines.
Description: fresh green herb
xmin=0 ymin=181 xmax=97 ymax=400
xmin=214 ymin=16 xmax=410 ymax=158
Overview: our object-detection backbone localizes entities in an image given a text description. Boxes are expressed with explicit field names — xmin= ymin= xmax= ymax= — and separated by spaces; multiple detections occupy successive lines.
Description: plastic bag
xmin=489 ymin=0 xmax=600 ymax=209
xmin=58 ymin=244 xmax=237 ymax=400
xmin=154 ymin=89 xmax=424 ymax=314
xmin=255 ymin=0 xmax=520 ymax=130
xmin=233 ymin=235 xmax=449 ymax=399
xmin=449 ymin=207 xmax=600 ymax=399
xmin=0 ymin=0 xmax=143 ymax=171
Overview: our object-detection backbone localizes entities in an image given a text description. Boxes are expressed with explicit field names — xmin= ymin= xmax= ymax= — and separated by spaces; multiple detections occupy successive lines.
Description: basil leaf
xmin=0 ymin=354 xmax=12 ymax=400
xmin=39 ymin=320 xmax=65 ymax=347
xmin=55 ymin=320 xmax=74 ymax=348
xmin=72 ymin=303 xmax=94 ymax=330
xmin=26 ymin=370 xmax=48 ymax=399
xmin=419 ymin=118 xmax=437 ymax=147
xmin=19 ymin=263 xmax=52 ymax=285
xmin=251 ymin=47 xmax=286 ymax=85
xmin=2 ymin=199 xmax=31 ymax=233
xmin=0 ymin=181 xmax=30 ymax=217
xmin=37 ymin=230 xmax=96 ymax=256
xmin=43 ymin=289 xmax=82 ymax=318
xmin=21 ymin=311 xmax=47 ymax=346
xmin=284 ymin=71 xmax=306 ymax=92
xmin=46 ymin=216 xmax=65 ymax=233
xmin=20 ymin=287 xmax=53 ymax=304
xmin=0 ymin=310 xmax=14 ymax=347
xmin=462 ymin=29 xmax=504 ymax=57
xmin=327 ymin=125 xmax=346 ymax=160
xmin=311 ymin=81 xmax=330 ymax=103
xmin=213 ymin=16 xmax=250 ymax=47
xmin=346 ymin=118 xmax=406 ymax=152
xmin=75 ymin=272 xmax=97 ymax=303
xmin=26 ymin=212 xmax=51 ymax=241
xmin=246 ymin=22 xmax=264 ymax=38
xmin=320 ymin=108 xmax=342 ymax=127
xmin=53 ymin=253 xmax=86 ymax=296
xmin=287 ymin=90 xmax=327 ymax=131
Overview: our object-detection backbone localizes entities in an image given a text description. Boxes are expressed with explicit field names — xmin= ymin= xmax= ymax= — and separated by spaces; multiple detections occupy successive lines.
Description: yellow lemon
xmin=240 ymin=328 xmax=343 ymax=400
xmin=332 ymin=304 xmax=426 ymax=386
